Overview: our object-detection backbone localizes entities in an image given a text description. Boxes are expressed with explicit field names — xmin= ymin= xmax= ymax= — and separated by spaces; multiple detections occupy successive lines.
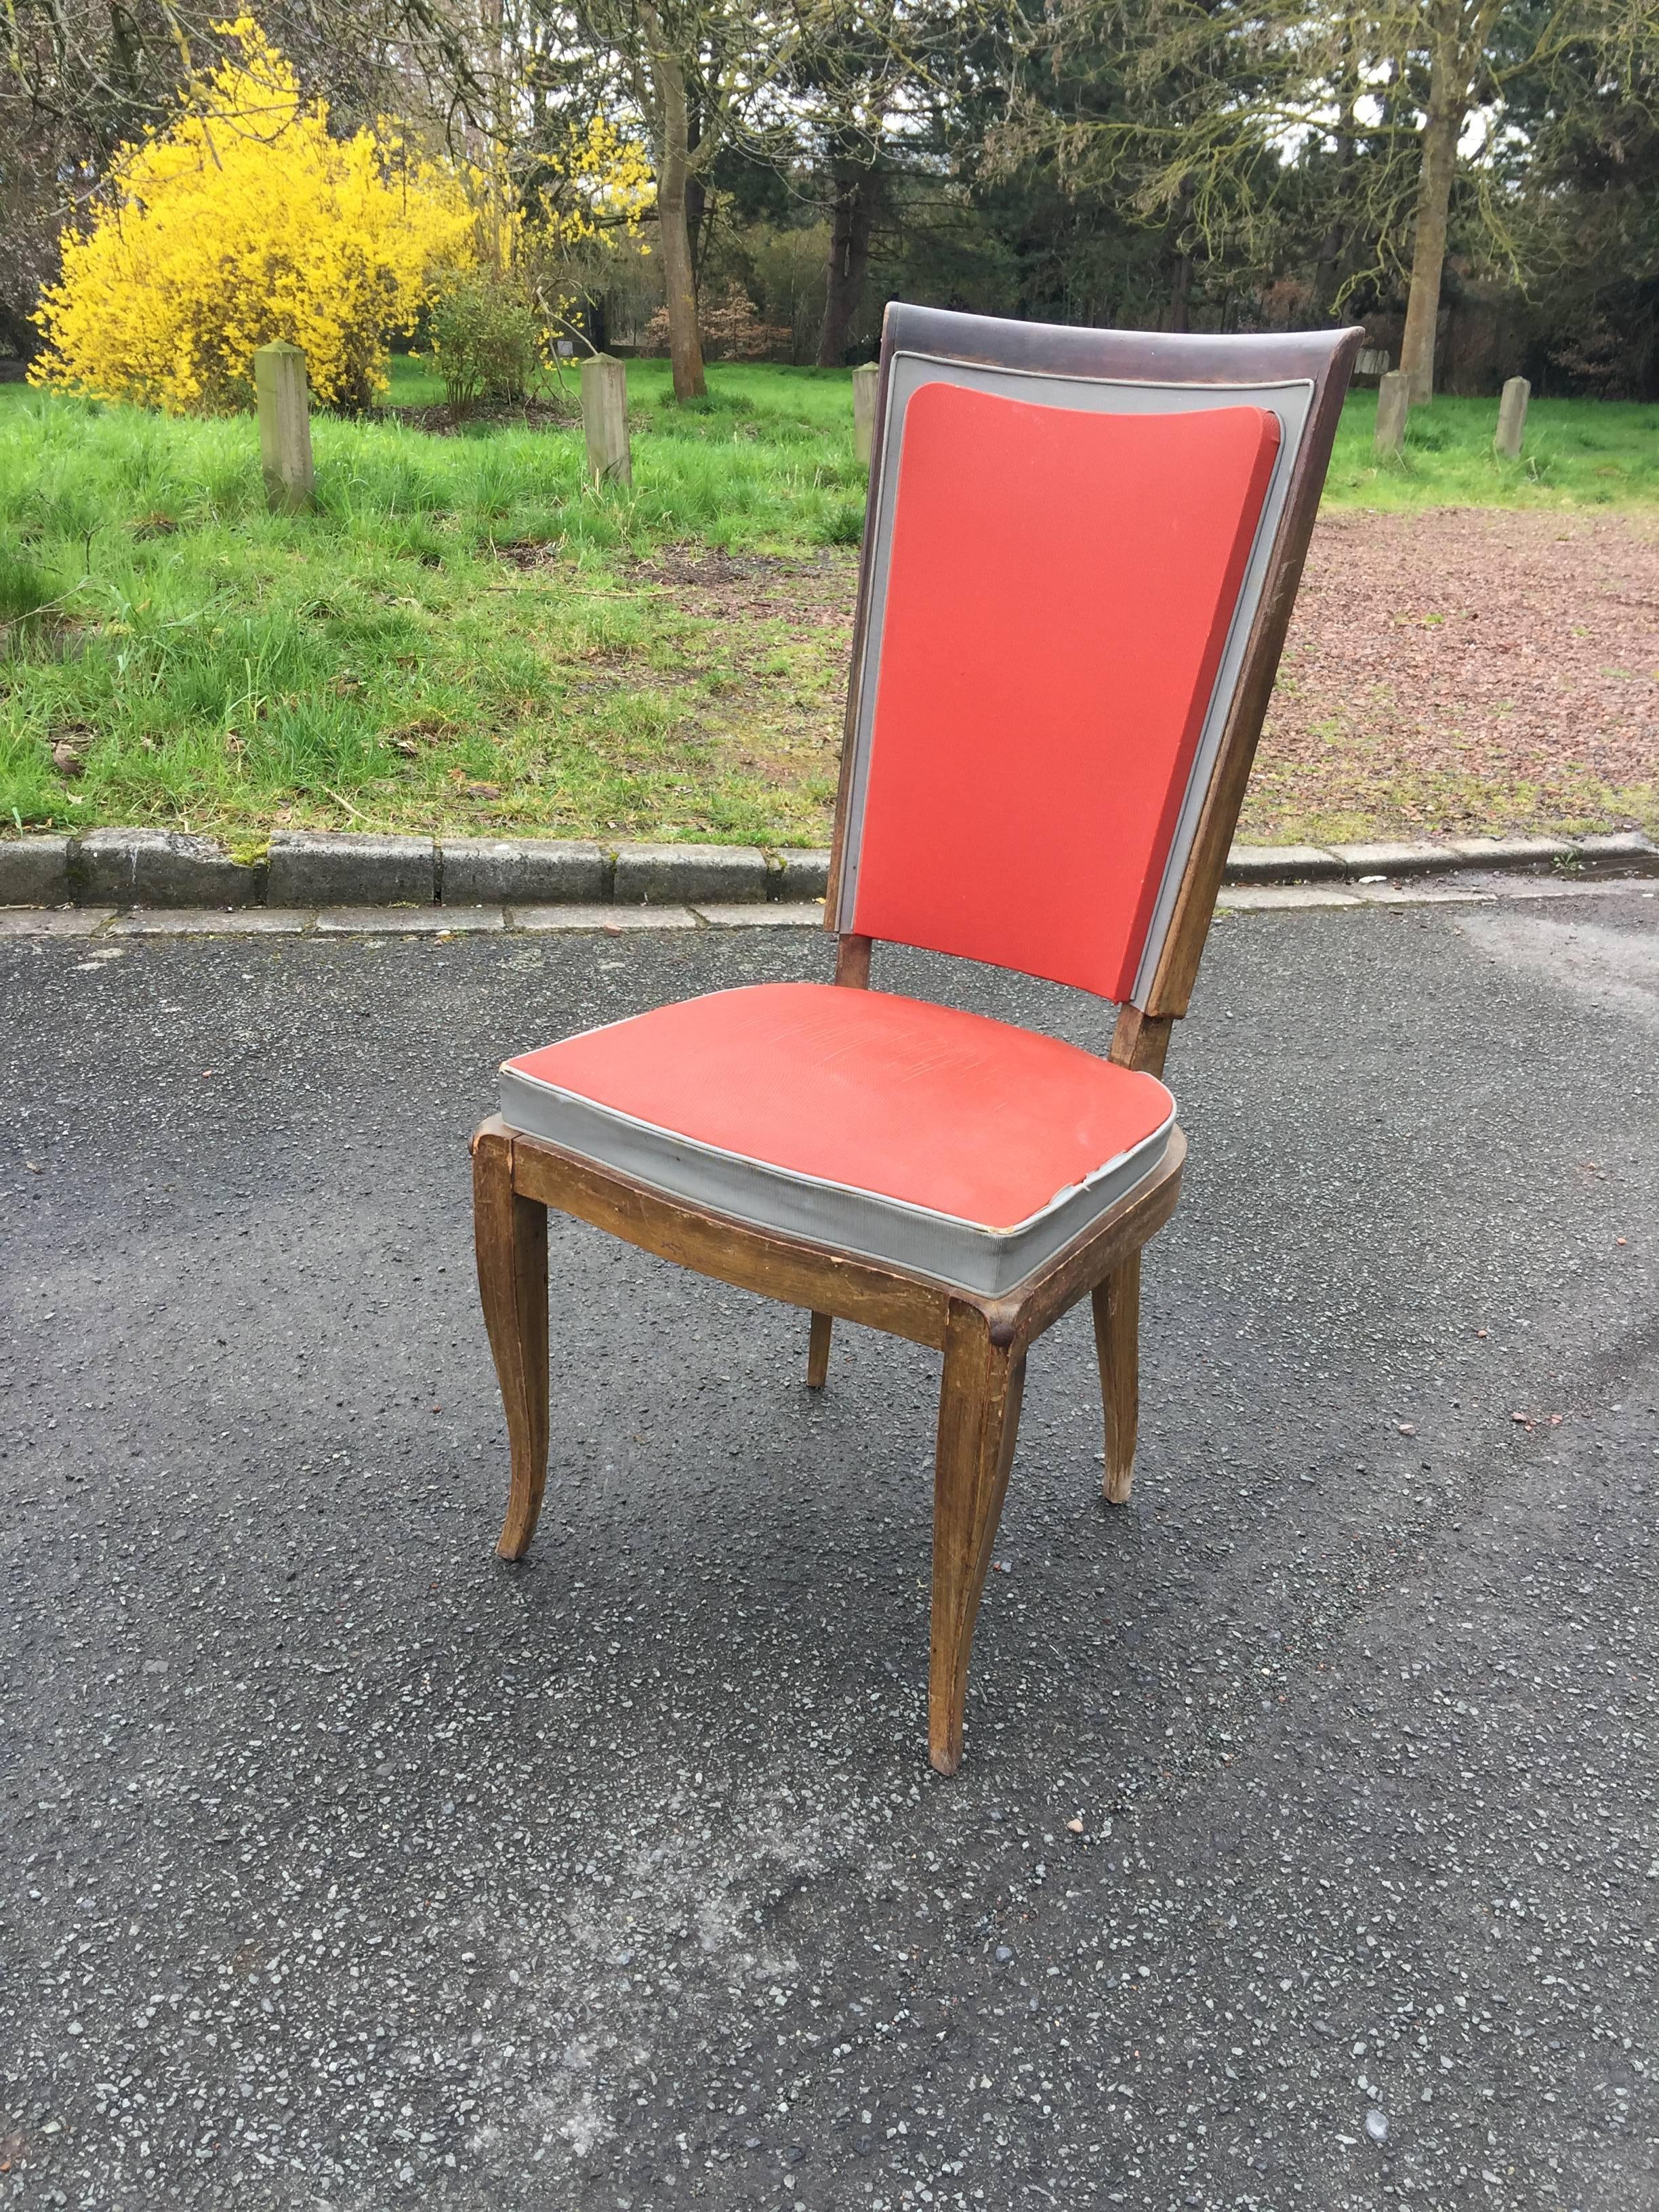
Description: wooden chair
xmin=472 ymin=306 xmax=1361 ymax=1774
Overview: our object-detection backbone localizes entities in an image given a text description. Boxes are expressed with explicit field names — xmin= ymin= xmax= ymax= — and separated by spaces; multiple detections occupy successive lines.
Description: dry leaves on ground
xmin=1247 ymin=508 xmax=1659 ymax=839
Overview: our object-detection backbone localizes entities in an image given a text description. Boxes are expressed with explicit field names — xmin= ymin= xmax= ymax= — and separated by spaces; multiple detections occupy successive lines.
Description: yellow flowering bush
xmin=536 ymin=117 xmax=656 ymax=238
xmin=30 ymin=18 xmax=476 ymax=414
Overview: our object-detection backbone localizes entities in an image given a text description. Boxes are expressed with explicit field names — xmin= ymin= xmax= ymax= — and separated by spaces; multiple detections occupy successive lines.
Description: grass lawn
xmin=3 ymin=362 xmax=1659 ymax=851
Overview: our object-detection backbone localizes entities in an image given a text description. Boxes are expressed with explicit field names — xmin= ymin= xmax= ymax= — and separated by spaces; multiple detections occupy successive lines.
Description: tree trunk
xmin=1313 ymin=54 xmax=1360 ymax=323
xmin=1312 ymin=216 xmax=1347 ymax=323
xmin=687 ymin=168 xmax=708 ymax=281
xmin=817 ymin=159 xmax=881 ymax=368
xmin=686 ymin=98 xmax=710 ymax=284
xmin=643 ymin=12 xmax=706 ymax=402
xmin=1166 ymin=250 xmax=1193 ymax=334
xmin=1400 ymin=5 xmax=1466 ymax=404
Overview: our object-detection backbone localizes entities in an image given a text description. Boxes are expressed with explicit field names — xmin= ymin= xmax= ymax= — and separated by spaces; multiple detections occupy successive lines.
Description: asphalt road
xmin=3 ymin=890 xmax=1659 ymax=2212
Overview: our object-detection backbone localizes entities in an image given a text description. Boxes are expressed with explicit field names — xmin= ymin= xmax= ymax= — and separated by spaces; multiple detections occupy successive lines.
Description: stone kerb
xmin=75 ymin=827 xmax=266 ymax=907
xmin=438 ymin=838 xmax=609 ymax=905
xmin=0 ymin=836 xmax=75 ymax=904
xmin=266 ymin=831 xmax=435 ymax=907
xmin=613 ymin=843 xmax=767 ymax=904
xmin=2 ymin=827 xmax=1656 ymax=914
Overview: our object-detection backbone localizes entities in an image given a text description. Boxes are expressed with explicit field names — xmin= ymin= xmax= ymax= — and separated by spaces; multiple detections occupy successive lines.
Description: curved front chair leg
xmin=929 ymin=1302 xmax=1027 ymax=1776
xmin=1092 ymin=1254 xmax=1139 ymax=1505
xmin=472 ymin=1126 xmax=550 ymax=1561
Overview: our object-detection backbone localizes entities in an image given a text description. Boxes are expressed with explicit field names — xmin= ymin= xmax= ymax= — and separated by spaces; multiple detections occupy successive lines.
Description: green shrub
xmin=815 ymin=496 xmax=865 ymax=546
xmin=0 ymin=544 xmax=54 ymax=622
xmin=426 ymin=273 xmax=546 ymax=412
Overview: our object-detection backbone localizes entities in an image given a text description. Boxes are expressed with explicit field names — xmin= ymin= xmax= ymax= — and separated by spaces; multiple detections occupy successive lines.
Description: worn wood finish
xmin=491 ymin=1111 xmax=1184 ymax=1361
xmin=871 ymin=306 xmax=1360 ymax=396
xmin=1139 ymin=331 xmax=1363 ymax=1021
xmin=473 ymin=1124 xmax=1185 ymax=1574
xmin=1494 ymin=375 xmax=1530 ymax=460
xmin=992 ymin=1128 xmax=1185 ymax=1353
xmin=474 ymin=306 xmax=1351 ymax=1767
xmin=1374 ymin=369 xmax=1410 ymax=459
xmin=834 ymin=930 xmax=872 ymax=987
xmin=580 ymin=354 xmax=632 ymax=487
xmin=473 ymin=1127 xmax=551 ymax=1560
xmin=807 ymin=930 xmax=876 ymax=1378
xmin=493 ymin=1117 xmax=951 ymax=1350
xmin=1110 ymin=1005 xmax=1173 ymax=1078
xmin=1092 ymin=1258 xmax=1140 ymax=1504
xmin=852 ymin=363 xmax=879 ymax=468
xmin=930 ymin=1303 xmax=1027 ymax=1774
xmin=806 ymin=1310 xmax=834 ymax=1388
xmin=821 ymin=309 xmax=890 ymax=930
xmin=1100 ymin=983 xmax=1163 ymax=1500
xmin=253 ymin=342 xmax=314 ymax=514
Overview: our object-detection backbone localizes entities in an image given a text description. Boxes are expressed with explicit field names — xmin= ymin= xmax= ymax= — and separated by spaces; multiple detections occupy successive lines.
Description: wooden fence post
xmin=853 ymin=363 xmax=878 ymax=469
xmin=1494 ymin=375 xmax=1531 ymax=461
xmin=581 ymin=354 xmax=632 ymax=487
xmin=1374 ymin=369 xmax=1410 ymax=460
xmin=253 ymin=343 xmax=314 ymax=513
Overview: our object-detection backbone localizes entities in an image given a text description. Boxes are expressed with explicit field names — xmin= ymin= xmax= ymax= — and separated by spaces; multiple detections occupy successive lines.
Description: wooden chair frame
xmin=473 ymin=308 xmax=1361 ymax=1774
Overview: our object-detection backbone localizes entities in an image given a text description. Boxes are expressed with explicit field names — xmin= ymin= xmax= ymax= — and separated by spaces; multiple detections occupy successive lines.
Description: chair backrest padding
xmin=844 ymin=380 xmax=1280 ymax=1002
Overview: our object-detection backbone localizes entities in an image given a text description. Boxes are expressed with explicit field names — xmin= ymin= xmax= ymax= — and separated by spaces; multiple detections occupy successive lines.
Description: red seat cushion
xmin=499 ymin=983 xmax=1176 ymax=1295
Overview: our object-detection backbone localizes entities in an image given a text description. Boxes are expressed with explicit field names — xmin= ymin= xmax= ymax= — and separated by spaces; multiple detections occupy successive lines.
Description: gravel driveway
xmin=1244 ymin=508 xmax=1659 ymax=844
xmin=3 ymin=894 xmax=1658 ymax=2210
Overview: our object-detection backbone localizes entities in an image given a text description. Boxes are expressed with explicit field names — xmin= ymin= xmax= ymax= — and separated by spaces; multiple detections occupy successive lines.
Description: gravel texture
xmin=1247 ymin=510 xmax=1659 ymax=841
xmin=3 ymin=897 xmax=1659 ymax=2210
xmin=626 ymin=517 xmax=1659 ymax=846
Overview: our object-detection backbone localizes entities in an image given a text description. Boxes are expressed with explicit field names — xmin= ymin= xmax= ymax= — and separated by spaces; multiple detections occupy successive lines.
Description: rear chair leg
xmin=472 ymin=1127 xmax=550 ymax=1561
xmin=929 ymin=1303 xmax=1027 ymax=1776
xmin=806 ymin=1311 xmax=833 ymax=1389
xmin=1092 ymin=1254 xmax=1140 ymax=1505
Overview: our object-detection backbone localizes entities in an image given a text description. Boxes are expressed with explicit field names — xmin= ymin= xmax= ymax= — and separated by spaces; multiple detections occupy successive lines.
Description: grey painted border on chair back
xmin=824 ymin=306 xmax=1363 ymax=1019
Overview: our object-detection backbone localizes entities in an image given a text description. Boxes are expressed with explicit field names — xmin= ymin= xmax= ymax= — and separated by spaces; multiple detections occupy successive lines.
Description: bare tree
xmin=1025 ymin=0 xmax=1659 ymax=398
xmin=791 ymin=0 xmax=973 ymax=365
xmin=523 ymin=0 xmax=797 ymax=396
xmin=817 ymin=148 xmax=883 ymax=361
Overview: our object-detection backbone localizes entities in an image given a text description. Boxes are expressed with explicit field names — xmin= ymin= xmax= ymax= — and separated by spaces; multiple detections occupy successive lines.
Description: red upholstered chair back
xmin=828 ymin=309 xmax=1359 ymax=1008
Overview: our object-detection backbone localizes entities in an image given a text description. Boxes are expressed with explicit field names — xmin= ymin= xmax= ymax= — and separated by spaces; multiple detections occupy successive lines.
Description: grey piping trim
xmin=498 ymin=1061 xmax=1176 ymax=1299
xmin=835 ymin=350 xmax=1315 ymax=1008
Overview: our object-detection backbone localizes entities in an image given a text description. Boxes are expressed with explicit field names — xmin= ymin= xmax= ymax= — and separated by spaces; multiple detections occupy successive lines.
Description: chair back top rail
xmin=825 ymin=305 xmax=1362 ymax=1020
